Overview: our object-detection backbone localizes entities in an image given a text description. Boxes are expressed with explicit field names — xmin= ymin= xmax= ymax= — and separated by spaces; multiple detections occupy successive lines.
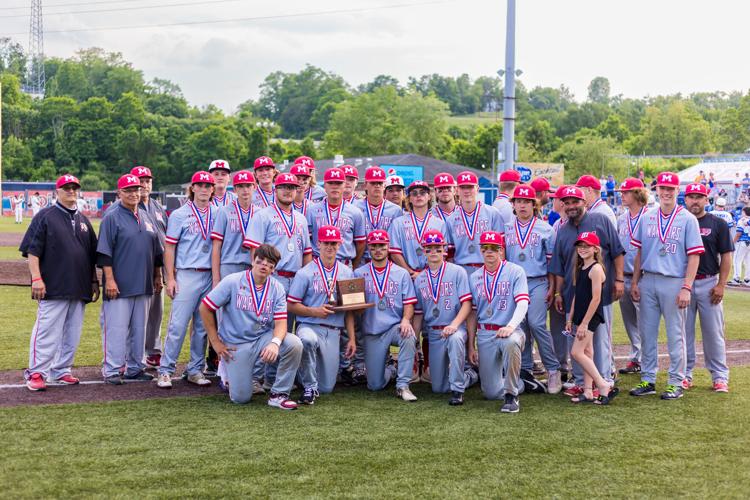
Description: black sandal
xmin=571 ymin=394 xmax=594 ymax=404
xmin=607 ymin=387 xmax=620 ymax=400
xmin=594 ymin=394 xmax=610 ymax=405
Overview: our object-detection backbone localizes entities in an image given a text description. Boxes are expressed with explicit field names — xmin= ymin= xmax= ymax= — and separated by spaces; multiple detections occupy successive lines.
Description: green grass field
xmin=1 ymin=368 xmax=749 ymax=498
xmin=0 ymin=246 xmax=22 ymax=259
xmin=0 ymin=215 xmax=101 ymax=234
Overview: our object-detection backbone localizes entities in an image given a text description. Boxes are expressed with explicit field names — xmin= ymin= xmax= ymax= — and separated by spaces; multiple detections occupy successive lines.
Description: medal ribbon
xmin=627 ymin=207 xmax=646 ymax=240
xmin=213 ymin=193 xmax=227 ymax=207
xmin=233 ymin=200 xmax=252 ymax=240
xmin=247 ymin=270 xmax=270 ymax=316
xmin=483 ymin=261 xmax=506 ymax=303
xmin=658 ymin=206 xmax=681 ymax=244
xmin=434 ymin=206 xmax=452 ymax=223
xmin=369 ymin=261 xmax=391 ymax=300
xmin=325 ymin=200 xmax=342 ymax=227
xmin=460 ymin=202 xmax=481 ymax=241
xmin=305 ymin=188 xmax=313 ymax=201
xmin=293 ymin=200 xmax=307 ymax=217
xmin=188 ymin=201 xmax=212 ymax=241
xmin=366 ymin=201 xmax=386 ymax=230
xmin=514 ymin=217 xmax=536 ymax=250
xmin=315 ymin=257 xmax=339 ymax=298
xmin=590 ymin=198 xmax=604 ymax=211
xmin=427 ymin=261 xmax=447 ymax=304
xmin=273 ymin=203 xmax=297 ymax=240
xmin=258 ymin=188 xmax=274 ymax=207
xmin=410 ymin=212 xmax=432 ymax=244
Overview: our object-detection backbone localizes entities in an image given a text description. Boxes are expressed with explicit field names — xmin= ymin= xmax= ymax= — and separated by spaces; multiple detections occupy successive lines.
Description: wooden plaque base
xmin=330 ymin=277 xmax=372 ymax=312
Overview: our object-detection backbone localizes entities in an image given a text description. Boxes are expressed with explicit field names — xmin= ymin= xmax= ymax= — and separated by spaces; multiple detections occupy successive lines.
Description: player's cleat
xmin=299 ymin=387 xmax=319 ymax=405
xmin=744 ymin=279 xmax=750 ymax=287
xmin=187 ymin=373 xmax=211 ymax=386
xmin=547 ymin=371 xmax=563 ymax=395
xmin=729 ymin=278 xmax=742 ymax=285
xmin=56 ymin=374 xmax=80 ymax=385
xmin=252 ymin=379 xmax=266 ymax=395
xmin=500 ymin=393 xmax=520 ymax=413
xmin=618 ymin=361 xmax=641 ymax=374
xmin=660 ymin=384 xmax=683 ymax=400
xmin=713 ymin=380 xmax=729 ymax=393
xmin=145 ymin=354 xmax=161 ymax=368
xmin=156 ymin=373 xmax=172 ymax=388
xmin=339 ymin=366 xmax=355 ymax=386
xmin=532 ymin=362 xmax=545 ymax=376
xmin=681 ymin=377 xmax=693 ymax=390
xmin=26 ymin=372 xmax=46 ymax=391
xmin=268 ymin=393 xmax=298 ymax=410
xmin=105 ymin=375 xmax=124 ymax=385
xmin=520 ymin=369 xmax=547 ymax=394
xmin=396 ymin=387 xmax=418 ymax=402
xmin=449 ymin=391 xmax=464 ymax=406
xmin=218 ymin=380 xmax=229 ymax=393
xmin=563 ymin=385 xmax=584 ymax=397
xmin=629 ymin=381 xmax=656 ymax=396
xmin=124 ymin=371 xmax=154 ymax=381
xmin=203 ymin=361 xmax=218 ymax=377
xmin=352 ymin=368 xmax=368 ymax=385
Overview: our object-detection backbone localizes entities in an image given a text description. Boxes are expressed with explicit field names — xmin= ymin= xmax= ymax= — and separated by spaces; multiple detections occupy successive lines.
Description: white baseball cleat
xmin=186 ymin=373 xmax=211 ymax=386
xmin=396 ymin=387 xmax=418 ymax=402
xmin=547 ymin=370 xmax=563 ymax=394
xmin=156 ymin=373 xmax=172 ymax=389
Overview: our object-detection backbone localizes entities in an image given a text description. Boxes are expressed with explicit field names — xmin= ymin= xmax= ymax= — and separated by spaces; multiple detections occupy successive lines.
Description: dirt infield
xmin=0 ymin=260 xmax=29 ymax=286
xmin=2 ymin=341 xmax=748 ymax=408
xmin=0 ymin=233 xmax=22 ymax=246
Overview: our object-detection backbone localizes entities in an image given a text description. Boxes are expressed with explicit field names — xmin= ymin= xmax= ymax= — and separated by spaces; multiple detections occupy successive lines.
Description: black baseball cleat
xmin=520 ymin=369 xmax=548 ymax=394
xmin=660 ymin=384 xmax=684 ymax=400
xmin=298 ymin=387 xmax=319 ymax=405
xmin=619 ymin=361 xmax=641 ymax=374
xmin=339 ymin=367 xmax=355 ymax=386
xmin=449 ymin=391 xmax=464 ymax=406
xmin=629 ymin=381 xmax=656 ymax=396
xmin=500 ymin=393 xmax=519 ymax=413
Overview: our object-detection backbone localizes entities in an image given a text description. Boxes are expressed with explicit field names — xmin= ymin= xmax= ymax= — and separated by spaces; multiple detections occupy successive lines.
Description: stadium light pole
xmin=501 ymin=0 xmax=517 ymax=173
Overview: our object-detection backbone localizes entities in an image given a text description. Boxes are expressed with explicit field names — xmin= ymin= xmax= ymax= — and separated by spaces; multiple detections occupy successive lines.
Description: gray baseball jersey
xmin=444 ymin=202 xmax=504 ymax=265
xmin=212 ymin=190 xmax=237 ymax=208
xmin=244 ymin=203 xmax=312 ymax=272
xmin=353 ymin=198 xmax=403 ymax=260
xmin=431 ymin=205 xmax=456 ymax=225
xmin=354 ymin=262 xmax=417 ymax=333
xmin=503 ymin=216 xmax=553 ymax=277
xmin=469 ymin=261 xmax=530 ymax=325
xmin=305 ymin=185 xmax=326 ymax=203
xmin=253 ymin=187 xmax=275 ymax=210
xmin=211 ymin=201 xmax=255 ymax=265
xmin=307 ymin=200 xmax=366 ymax=261
xmin=414 ymin=262 xmax=472 ymax=325
xmin=164 ymin=201 xmax=214 ymax=269
xmin=388 ymin=212 xmax=446 ymax=271
xmin=287 ymin=258 xmax=355 ymax=328
xmin=589 ymin=198 xmax=617 ymax=226
xmin=139 ymin=198 xmax=167 ymax=248
xmin=617 ymin=207 xmax=647 ymax=274
xmin=491 ymin=194 xmax=514 ymax=224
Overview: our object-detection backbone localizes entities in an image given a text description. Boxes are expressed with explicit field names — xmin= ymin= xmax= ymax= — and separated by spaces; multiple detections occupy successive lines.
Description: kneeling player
xmin=200 ymin=244 xmax=302 ymax=409
xmin=288 ymin=226 xmax=357 ymax=404
xmin=468 ymin=231 xmax=529 ymax=413
xmin=412 ymin=230 xmax=477 ymax=405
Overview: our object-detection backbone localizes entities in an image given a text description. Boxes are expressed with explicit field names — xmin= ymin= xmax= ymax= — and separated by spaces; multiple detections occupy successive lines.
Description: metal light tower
xmin=25 ymin=0 xmax=46 ymax=97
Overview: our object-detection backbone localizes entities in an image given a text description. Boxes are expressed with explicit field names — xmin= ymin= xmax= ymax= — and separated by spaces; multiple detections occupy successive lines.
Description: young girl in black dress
xmin=566 ymin=232 xmax=619 ymax=405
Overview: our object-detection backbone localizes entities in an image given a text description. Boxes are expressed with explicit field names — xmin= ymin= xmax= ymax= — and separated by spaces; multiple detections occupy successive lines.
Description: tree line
xmin=2 ymin=38 xmax=750 ymax=188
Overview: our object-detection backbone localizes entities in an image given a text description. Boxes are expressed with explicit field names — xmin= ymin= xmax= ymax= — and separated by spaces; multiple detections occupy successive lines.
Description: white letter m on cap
xmin=326 ymin=229 xmax=336 ymax=237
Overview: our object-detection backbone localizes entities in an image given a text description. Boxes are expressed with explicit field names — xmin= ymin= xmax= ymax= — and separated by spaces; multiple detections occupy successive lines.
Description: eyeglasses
xmin=480 ymin=245 xmax=501 ymax=252
xmin=59 ymin=185 xmax=80 ymax=192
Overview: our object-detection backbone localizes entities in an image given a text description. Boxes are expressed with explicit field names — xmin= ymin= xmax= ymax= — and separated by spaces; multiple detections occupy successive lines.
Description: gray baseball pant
xmin=549 ymin=306 xmax=569 ymax=372
xmin=685 ymin=275 xmax=729 ymax=382
xmin=297 ymin=324 xmax=341 ymax=393
xmin=364 ymin=324 xmax=417 ymax=391
xmin=619 ymin=275 xmax=641 ymax=363
xmin=101 ymin=295 xmax=150 ymax=378
xmin=476 ymin=327 xmax=525 ymax=399
xmin=216 ymin=263 xmax=252 ymax=383
xmin=145 ymin=288 xmax=163 ymax=356
xmin=427 ymin=328 xmax=477 ymax=393
xmin=521 ymin=277 xmax=560 ymax=373
xmin=26 ymin=299 xmax=85 ymax=381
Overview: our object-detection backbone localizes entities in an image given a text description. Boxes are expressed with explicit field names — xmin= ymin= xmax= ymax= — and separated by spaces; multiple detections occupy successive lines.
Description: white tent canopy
xmin=678 ymin=159 xmax=750 ymax=185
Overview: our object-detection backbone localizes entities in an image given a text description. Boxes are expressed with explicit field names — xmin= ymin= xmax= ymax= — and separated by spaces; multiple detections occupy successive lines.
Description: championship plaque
xmin=330 ymin=277 xmax=373 ymax=312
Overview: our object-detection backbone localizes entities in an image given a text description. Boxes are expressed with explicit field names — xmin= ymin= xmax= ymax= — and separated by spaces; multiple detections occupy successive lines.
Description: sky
xmin=2 ymin=0 xmax=749 ymax=112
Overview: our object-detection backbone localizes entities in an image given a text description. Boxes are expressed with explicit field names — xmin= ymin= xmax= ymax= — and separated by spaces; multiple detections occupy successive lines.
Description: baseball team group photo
xmin=2 ymin=0 xmax=750 ymax=498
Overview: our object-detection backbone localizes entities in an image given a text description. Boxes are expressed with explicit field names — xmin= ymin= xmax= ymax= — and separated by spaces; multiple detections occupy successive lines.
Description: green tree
xmin=716 ymin=108 xmax=749 ymax=153
xmin=587 ymin=76 xmax=611 ymax=105
xmin=522 ymin=120 xmax=560 ymax=156
xmin=596 ymin=114 xmax=630 ymax=143
xmin=552 ymin=132 xmax=624 ymax=182
xmin=112 ymin=92 xmax=146 ymax=127
xmin=2 ymin=136 xmax=34 ymax=180
xmin=0 ymin=37 xmax=27 ymax=77
xmin=632 ymin=101 xmax=713 ymax=155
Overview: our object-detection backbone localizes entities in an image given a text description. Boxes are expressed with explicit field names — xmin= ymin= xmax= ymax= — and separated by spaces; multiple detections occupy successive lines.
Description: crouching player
xmin=468 ymin=231 xmax=529 ymax=413
xmin=412 ymin=230 xmax=477 ymax=406
xmin=288 ymin=226 xmax=357 ymax=405
xmin=199 ymin=244 xmax=302 ymax=409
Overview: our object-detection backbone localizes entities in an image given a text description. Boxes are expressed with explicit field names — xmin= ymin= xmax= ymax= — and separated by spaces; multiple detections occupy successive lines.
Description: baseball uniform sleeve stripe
xmin=404 ymin=297 xmax=418 ymax=305
xmin=202 ymin=296 xmax=219 ymax=311
xmin=686 ymin=245 xmax=705 ymax=255
xmin=630 ymin=238 xmax=642 ymax=248
xmin=243 ymin=238 xmax=261 ymax=249
xmin=514 ymin=293 xmax=530 ymax=303
xmin=389 ymin=247 xmax=403 ymax=255
xmin=210 ymin=231 xmax=224 ymax=241
xmin=353 ymin=236 xmax=367 ymax=242
xmin=165 ymin=236 xmax=179 ymax=244
xmin=274 ymin=313 xmax=288 ymax=320
xmin=287 ymin=295 xmax=303 ymax=303
xmin=414 ymin=308 xmax=423 ymax=314
xmin=459 ymin=293 xmax=472 ymax=303
xmin=303 ymin=247 xmax=313 ymax=255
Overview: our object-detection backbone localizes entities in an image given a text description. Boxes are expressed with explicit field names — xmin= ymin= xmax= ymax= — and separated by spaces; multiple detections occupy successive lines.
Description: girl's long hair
xmin=573 ymin=244 xmax=605 ymax=286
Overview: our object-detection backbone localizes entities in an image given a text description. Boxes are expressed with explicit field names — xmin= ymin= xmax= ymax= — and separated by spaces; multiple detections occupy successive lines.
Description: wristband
xmin=681 ymin=284 xmax=692 ymax=292
xmin=615 ymin=278 xmax=624 ymax=283
xmin=271 ymin=337 xmax=282 ymax=347
xmin=31 ymin=277 xmax=42 ymax=283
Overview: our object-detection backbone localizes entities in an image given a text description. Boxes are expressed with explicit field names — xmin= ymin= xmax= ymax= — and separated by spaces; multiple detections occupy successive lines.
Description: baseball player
xmin=290 ymin=164 xmax=312 ymax=217
xmin=468 ymin=231 xmax=529 ymax=413
xmin=131 ymin=166 xmax=169 ymax=368
xmin=616 ymin=178 xmax=648 ymax=375
xmin=209 ymin=159 xmax=236 ymax=207
xmin=308 ymin=168 xmax=366 ymax=267
xmin=389 ymin=181 xmax=446 ymax=278
xmin=385 ymin=175 xmax=406 ymax=210
xmin=492 ymin=169 xmax=520 ymax=223
xmin=354 ymin=230 xmax=419 ymax=401
xmin=503 ymin=184 xmax=562 ymax=394
xmin=211 ymin=171 xmax=257 ymax=283
xmin=30 ymin=192 xmax=42 ymax=218
xmin=547 ymin=187 xmax=569 ymax=378
xmin=200 ymin=244 xmax=302 ymax=408
xmin=576 ymin=175 xmax=617 ymax=226
xmin=294 ymin=156 xmax=326 ymax=202
xmin=252 ymin=156 xmax=277 ymax=209
xmin=710 ymin=198 xmax=734 ymax=228
xmin=20 ymin=174 xmax=99 ymax=391
xmin=683 ymin=183 xmax=732 ymax=392
xmin=431 ymin=173 xmax=457 ymax=223
xmin=629 ymin=172 xmax=704 ymax=400
xmin=97 ymin=174 xmax=163 ymax=384
xmin=353 ymin=166 xmax=404 ymax=263
xmin=12 ymin=193 xmax=25 ymax=224
xmin=412 ymin=229 xmax=477 ymax=405
xmin=731 ymin=206 xmax=750 ymax=284
xmin=444 ymin=171 xmax=504 ymax=277
xmin=288 ymin=226 xmax=357 ymax=404
xmin=530 ymin=177 xmax=552 ymax=207
xmin=341 ymin=165 xmax=360 ymax=204
xmin=157 ymin=171 xmax=217 ymax=389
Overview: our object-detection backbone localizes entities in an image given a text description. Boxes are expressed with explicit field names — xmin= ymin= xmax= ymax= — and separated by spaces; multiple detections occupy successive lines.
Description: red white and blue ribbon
xmin=273 ymin=203 xmax=296 ymax=240
xmin=233 ymin=200 xmax=253 ymax=240
xmin=483 ymin=260 xmax=506 ymax=303
xmin=293 ymin=200 xmax=308 ymax=217
xmin=247 ymin=269 xmax=270 ymax=316
xmin=434 ymin=206 xmax=453 ymax=223
xmin=213 ymin=193 xmax=229 ymax=207
xmin=305 ymin=188 xmax=314 ymax=201
xmin=188 ymin=201 xmax=212 ymax=241
xmin=514 ymin=217 xmax=536 ymax=250
xmin=496 ymin=193 xmax=509 ymax=201
xmin=315 ymin=257 xmax=339 ymax=298
xmin=370 ymin=261 xmax=392 ymax=300
xmin=325 ymin=200 xmax=342 ymax=227
xmin=590 ymin=198 xmax=605 ymax=212
xmin=365 ymin=201 xmax=386 ymax=230
xmin=460 ymin=202 xmax=481 ymax=241
xmin=627 ymin=207 xmax=647 ymax=240
xmin=258 ymin=188 xmax=274 ymax=208
xmin=410 ymin=212 xmax=432 ymax=244
xmin=427 ymin=261 xmax=447 ymax=304
xmin=658 ymin=206 xmax=682 ymax=244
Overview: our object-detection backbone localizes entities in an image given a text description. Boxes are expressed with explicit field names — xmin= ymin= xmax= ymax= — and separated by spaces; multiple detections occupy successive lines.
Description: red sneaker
xmin=563 ymin=385 xmax=584 ymax=397
xmin=713 ymin=380 xmax=729 ymax=393
xmin=681 ymin=378 xmax=693 ymax=390
xmin=146 ymin=354 xmax=161 ymax=368
xmin=56 ymin=374 xmax=80 ymax=385
xmin=26 ymin=373 xmax=46 ymax=391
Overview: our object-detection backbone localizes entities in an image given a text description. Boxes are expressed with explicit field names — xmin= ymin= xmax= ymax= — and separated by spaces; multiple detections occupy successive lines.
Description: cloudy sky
xmin=2 ymin=0 xmax=748 ymax=112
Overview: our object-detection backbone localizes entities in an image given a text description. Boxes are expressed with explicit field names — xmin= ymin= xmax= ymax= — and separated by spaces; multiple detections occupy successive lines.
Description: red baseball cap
xmin=209 ymin=159 xmax=231 ymax=172
xmin=290 ymin=164 xmax=310 ymax=178
xmin=433 ymin=173 xmax=456 ymax=188
xmin=324 ymin=168 xmax=346 ymax=183
xmin=367 ymin=230 xmax=390 ymax=245
xmin=576 ymin=231 xmax=600 ymax=247
xmin=56 ymin=174 xmax=81 ymax=189
xmin=342 ymin=165 xmax=359 ymax=179
xmin=253 ymin=156 xmax=275 ymax=170
xmin=407 ymin=180 xmax=430 ymax=195
xmin=130 ymin=166 xmax=152 ymax=178
xmin=191 ymin=171 xmax=216 ymax=185
xmin=511 ymin=184 xmax=536 ymax=201
xmin=619 ymin=178 xmax=645 ymax=191
xmin=479 ymin=231 xmax=505 ymax=247
xmin=365 ymin=166 xmax=386 ymax=182
xmin=558 ymin=186 xmax=585 ymax=201
xmin=549 ymin=184 xmax=566 ymax=199
xmin=232 ymin=170 xmax=256 ymax=186
xmin=318 ymin=225 xmax=342 ymax=243
xmin=117 ymin=174 xmax=141 ymax=190
xmin=421 ymin=229 xmax=446 ymax=247
xmin=684 ymin=183 xmax=709 ymax=197
xmin=499 ymin=170 xmax=521 ymax=183
xmin=274 ymin=173 xmax=299 ymax=187
xmin=456 ymin=171 xmax=478 ymax=186
xmin=576 ymin=175 xmax=601 ymax=190
xmin=294 ymin=156 xmax=315 ymax=170
xmin=656 ymin=171 xmax=680 ymax=187
xmin=530 ymin=177 xmax=550 ymax=192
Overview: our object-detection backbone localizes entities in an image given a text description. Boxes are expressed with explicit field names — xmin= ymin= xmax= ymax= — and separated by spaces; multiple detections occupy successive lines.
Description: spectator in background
xmin=30 ymin=192 xmax=42 ymax=218
xmin=638 ymin=170 xmax=646 ymax=182
xmin=695 ymin=170 xmax=706 ymax=184
xmin=76 ymin=194 xmax=87 ymax=213
xmin=734 ymin=173 xmax=742 ymax=206
xmin=708 ymin=172 xmax=716 ymax=192
xmin=743 ymin=172 xmax=750 ymax=196
xmin=606 ymin=175 xmax=616 ymax=206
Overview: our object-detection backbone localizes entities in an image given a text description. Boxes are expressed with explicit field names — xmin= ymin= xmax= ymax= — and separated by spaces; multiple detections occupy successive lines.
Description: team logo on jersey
xmin=80 ymin=223 xmax=88 ymax=232
xmin=700 ymin=228 xmax=712 ymax=236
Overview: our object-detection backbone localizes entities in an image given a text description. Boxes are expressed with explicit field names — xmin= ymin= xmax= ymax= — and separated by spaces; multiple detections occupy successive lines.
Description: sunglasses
xmin=480 ymin=245 xmax=501 ymax=252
